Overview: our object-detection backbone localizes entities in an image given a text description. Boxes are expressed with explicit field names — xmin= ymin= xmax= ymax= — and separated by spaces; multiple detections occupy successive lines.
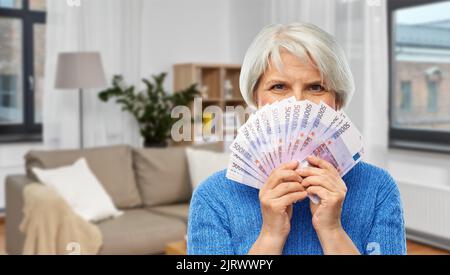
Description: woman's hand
xmin=297 ymin=155 xmax=359 ymax=255
xmin=248 ymin=160 xmax=308 ymax=255
xmin=297 ymin=155 xmax=346 ymax=233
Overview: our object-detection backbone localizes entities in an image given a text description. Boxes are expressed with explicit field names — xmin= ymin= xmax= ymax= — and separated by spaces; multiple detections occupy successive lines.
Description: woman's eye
xmin=270 ymin=84 xmax=286 ymax=91
xmin=308 ymin=84 xmax=325 ymax=92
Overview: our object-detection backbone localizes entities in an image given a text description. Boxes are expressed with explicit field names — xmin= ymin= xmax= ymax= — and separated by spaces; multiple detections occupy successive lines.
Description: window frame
xmin=0 ymin=0 xmax=45 ymax=143
xmin=388 ymin=0 xmax=450 ymax=153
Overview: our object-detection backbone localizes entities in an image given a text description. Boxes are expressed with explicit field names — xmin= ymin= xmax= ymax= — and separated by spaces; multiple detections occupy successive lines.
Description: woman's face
xmin=254 ymin=50 xmax=341 ymax=110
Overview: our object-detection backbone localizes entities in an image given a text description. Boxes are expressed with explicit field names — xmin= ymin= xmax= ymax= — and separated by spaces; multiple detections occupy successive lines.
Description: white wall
xmin=139 ymin=0 xmax=268 ymax=90
xmin=228 ymin=0 xmax=268 ymax=63
xmin=0 ymin=0 xmax=267 ymax=210
xmin=140 ymin=0 xmax=231 ymax=91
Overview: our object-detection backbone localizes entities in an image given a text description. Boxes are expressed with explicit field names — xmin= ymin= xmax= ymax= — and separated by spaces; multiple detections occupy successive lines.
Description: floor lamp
xmin=55 ymin=52 xmax=107 ymax=149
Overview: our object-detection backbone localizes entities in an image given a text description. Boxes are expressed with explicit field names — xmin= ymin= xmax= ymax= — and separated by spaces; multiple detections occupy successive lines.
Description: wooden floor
xmin=406 ymin=240 xmax=450 ymax=255
xmin=0 ymin=217 xmax=448 ymax=255
xmin=0 ymin=218 xmax=5 ymax=255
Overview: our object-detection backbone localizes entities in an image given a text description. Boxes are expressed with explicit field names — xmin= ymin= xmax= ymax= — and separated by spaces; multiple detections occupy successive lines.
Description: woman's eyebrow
xmin=262 ymin=78 xmax=324 ymax=87
xmin=303 ymin=79 xmax=324 ymax=85
xmin=263 ymin=78 xmax=289 ymax=84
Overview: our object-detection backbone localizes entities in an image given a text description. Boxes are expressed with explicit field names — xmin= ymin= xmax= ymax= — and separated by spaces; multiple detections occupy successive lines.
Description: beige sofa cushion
xmin=146 ymin=203 xmax=189 ymax=223
xmin=97 ymin=209 xmax=186 ymax=255
xmin=133 ymin=147 xmax=191 ymax=207
xmin=25 ymin=145 xmax=142 ymax=209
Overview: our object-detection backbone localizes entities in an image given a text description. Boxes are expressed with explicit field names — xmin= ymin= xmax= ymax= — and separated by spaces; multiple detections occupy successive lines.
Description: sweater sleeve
xmin=364 ymin=174 xmax=407 ymax=255
xmin=187 ymin=184 xmax=234 ymax=255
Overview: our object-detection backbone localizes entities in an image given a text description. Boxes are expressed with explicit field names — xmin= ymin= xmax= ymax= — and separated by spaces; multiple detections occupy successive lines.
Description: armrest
xmin=5 ymin=175 xmax=35 ymax=255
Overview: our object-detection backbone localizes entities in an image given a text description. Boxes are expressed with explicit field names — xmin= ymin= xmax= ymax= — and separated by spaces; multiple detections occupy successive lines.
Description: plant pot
xmin=144 ymin=140 xmax=168 ymax=148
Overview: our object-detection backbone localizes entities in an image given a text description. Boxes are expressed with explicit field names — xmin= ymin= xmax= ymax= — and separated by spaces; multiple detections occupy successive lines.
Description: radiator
xmin=398 ymin=181 xmax=450 ymax=250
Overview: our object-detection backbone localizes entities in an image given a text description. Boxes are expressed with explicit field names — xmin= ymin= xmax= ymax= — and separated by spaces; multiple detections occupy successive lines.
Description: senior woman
xmin=187 ymin=23 xmax=406 ymax=255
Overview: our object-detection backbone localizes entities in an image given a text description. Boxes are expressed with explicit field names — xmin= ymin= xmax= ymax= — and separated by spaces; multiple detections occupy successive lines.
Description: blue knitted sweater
xmin=187 ymin=162 xmax=406 ymax=255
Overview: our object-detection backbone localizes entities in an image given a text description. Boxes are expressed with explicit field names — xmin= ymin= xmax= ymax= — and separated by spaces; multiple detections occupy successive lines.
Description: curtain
xmin=43 ymin=0 xmax=144 ymax=149
xmin=263 ymin=0 xmax=389 ymax=164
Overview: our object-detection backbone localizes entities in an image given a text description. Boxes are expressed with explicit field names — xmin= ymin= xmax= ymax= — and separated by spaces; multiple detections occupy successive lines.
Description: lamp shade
xmin=55 ymin=52 xmax=107 ymax=89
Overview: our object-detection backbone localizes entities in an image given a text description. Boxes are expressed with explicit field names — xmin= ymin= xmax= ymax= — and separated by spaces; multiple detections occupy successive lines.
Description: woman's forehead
xmin=262 ymin=51 xmax=322 ymax=83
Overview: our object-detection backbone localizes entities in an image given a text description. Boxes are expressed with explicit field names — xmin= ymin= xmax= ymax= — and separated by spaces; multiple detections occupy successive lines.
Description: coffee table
xmin=165 ymin=240 xmax=187 ymax=255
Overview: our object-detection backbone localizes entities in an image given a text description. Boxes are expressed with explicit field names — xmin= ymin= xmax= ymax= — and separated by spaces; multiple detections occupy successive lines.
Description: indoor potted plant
xmin=98 ymin=73 xmax=199 ymax=147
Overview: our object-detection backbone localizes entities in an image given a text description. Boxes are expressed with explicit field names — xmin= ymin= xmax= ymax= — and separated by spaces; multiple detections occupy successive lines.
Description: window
xmin=400 ymin=81 xmax=412 ymax=111
xmin=0 ymin=0 xmax=22 ymax=9
xmin=1 ymin=74 xmax=18 ymax=108
xmin=427 ymin=80 xmax=438 ymax=113
xmin=388 ymin=0 xmax=450 ymax=152
xmin=0 ymin=0 xmax=45 ymax=142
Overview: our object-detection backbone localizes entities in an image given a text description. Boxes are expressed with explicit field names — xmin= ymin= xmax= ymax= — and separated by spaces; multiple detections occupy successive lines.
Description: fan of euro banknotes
xmin=226 ymin=97 xmax=364 ymax=202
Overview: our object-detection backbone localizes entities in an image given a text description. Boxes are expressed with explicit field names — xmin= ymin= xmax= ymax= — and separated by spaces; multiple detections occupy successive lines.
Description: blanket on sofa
xmin=19 ymin=183 xmax=102 ymax=255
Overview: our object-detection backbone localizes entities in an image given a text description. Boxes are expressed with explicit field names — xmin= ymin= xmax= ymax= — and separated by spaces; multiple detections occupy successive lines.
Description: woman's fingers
xmin=307 ymin=156 xmax=338 ymax=175
xmin=274 ymin=191 xmax=309 ymax=207
xmin=305 ymin=186 xmax=332 ymax=201
xmin=296 ymin=166 xmax=325 ymax=178
xmin=297 ymin=158 xmax=346 ymax=192
xmin=279 ymin=160 xmax=299 ymax=170
xmin=264 ymin=169 xmax=302 ymax=190
xmin=301 ymin=175 xmax=335 ymax=192
xmin=269 ymin=181 xmax=305 ymax=199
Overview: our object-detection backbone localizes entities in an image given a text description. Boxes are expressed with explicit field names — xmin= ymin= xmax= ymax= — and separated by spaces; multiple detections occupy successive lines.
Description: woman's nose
xmin=292 ymin=89 xmax=304 ymax=101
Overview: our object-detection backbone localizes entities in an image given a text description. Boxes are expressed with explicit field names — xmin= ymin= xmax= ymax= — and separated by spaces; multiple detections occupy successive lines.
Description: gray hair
xmin=239 ymin=22 xmax=355 ymax=109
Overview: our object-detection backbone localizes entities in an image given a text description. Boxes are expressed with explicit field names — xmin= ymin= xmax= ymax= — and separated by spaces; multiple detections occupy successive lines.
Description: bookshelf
xmin=174 ymin=63 xmax=245 ymax=104
xmin=173 ymin=63 xmax=248 ymax=147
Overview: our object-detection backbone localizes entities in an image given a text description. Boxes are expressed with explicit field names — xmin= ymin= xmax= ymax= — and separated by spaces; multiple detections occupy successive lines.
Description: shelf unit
xmin=173 ymin=63 xmax=247 ymax=147
xmin=174 ymin=63 xmax=245 ymax=105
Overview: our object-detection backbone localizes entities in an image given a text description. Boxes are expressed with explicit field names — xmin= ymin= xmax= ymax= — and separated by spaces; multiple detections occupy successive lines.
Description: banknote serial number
xmin=176 ymin=259 xmax=273 ymax=272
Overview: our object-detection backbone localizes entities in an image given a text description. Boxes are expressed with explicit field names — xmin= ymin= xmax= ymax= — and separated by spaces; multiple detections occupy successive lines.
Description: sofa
xmin=5 ymin=143 xmax=222 ymax=255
